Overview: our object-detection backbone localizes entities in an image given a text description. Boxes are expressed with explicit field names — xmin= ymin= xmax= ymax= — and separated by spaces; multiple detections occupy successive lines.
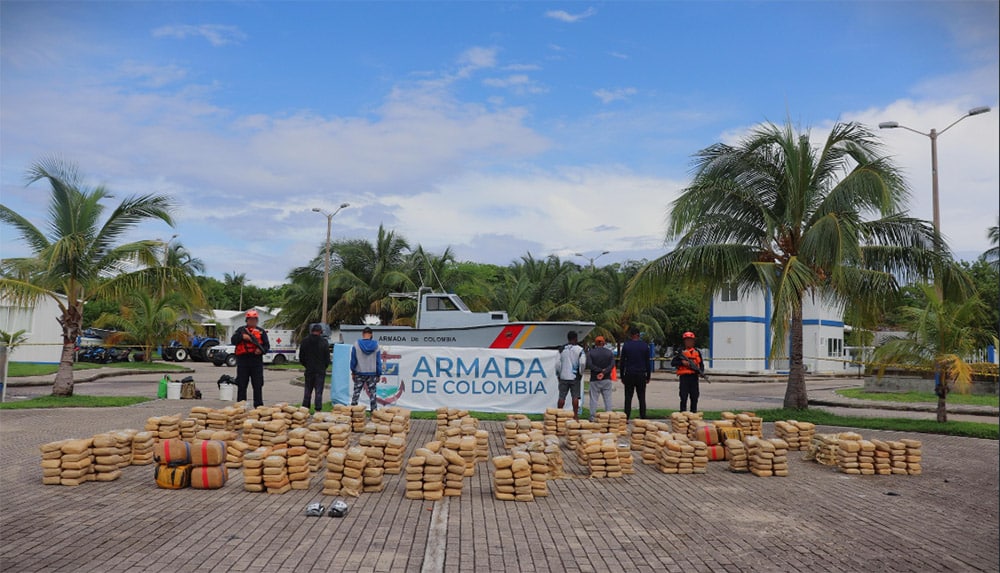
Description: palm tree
xmin=327 ymin=225 xmax=415 ymax=325
xmin=0 ymin=158 xmax=184 ymax=396
xmin=632 ymin=121 xmax=943 ymax=409
xmin=589 ymin=267 xmax=668 ymax=345
xmin=872 ymin=282 xmax=994 ymax=422
xmin=982 ymin=221 xmax=999 ymax=272
xmin=95 ymin=291 xmax=198 ymax=362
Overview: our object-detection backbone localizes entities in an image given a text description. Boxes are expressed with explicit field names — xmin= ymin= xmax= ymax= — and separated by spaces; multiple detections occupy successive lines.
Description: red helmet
xmin=245 ymin=310 xmax=259 ymax=319
xmin=682 ymin=331 xmax=696 ymax=339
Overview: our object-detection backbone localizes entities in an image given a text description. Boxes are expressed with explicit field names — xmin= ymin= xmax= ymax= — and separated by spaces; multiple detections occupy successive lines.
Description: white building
xmin=709 ymin=285 xmax=846 ymax=374
xmin=0 ymin=294 xmax=64 ymax=364
xmin=196 ymin=306 xmax=283 ymax=343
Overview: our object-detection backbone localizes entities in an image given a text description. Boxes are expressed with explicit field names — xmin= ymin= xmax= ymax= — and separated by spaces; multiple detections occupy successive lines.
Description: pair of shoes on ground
xmin=306 ymin=501 xmax=349 ymax=517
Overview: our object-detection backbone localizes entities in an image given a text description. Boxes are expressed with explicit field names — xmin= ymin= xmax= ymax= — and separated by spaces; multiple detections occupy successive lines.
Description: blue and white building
xmin=709 ymin=284 xmax=846 ymax=374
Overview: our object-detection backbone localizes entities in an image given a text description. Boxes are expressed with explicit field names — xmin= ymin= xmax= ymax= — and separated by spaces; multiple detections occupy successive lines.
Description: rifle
xmin=238 ymin=326 xmax=267 ymax=354
xmin=673 ymin=349 xmax=710 ymax=382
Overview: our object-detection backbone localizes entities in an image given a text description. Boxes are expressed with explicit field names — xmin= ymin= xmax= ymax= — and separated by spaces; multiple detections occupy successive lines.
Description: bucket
xmin=166 ymin=382 xmax=182 ymax=400
xmin=218 ymin=383 xmax=235 ymax=401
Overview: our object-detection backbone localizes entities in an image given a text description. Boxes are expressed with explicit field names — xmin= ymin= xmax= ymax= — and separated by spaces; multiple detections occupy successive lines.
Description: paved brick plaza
xmin=1 ymin=395 xmax=997 ymax=573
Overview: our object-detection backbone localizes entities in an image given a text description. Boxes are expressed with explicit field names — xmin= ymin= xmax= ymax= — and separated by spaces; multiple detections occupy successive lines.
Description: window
xmin=720 ymin=283 xmax=739 ymax=302
xmin=827 ymin=337 xmax=843 ymax=357
xmin=425 ymin=296 xmax=459 ymax=311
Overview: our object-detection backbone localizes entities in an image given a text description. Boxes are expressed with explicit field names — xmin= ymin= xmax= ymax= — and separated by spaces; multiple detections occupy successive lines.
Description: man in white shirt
xmin=555 ymin=331 xmax=586 ymax=420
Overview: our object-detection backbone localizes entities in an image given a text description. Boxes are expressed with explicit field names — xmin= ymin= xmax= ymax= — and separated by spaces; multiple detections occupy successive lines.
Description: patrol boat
xmin=339 ymin=289 xmax=594 ymax=349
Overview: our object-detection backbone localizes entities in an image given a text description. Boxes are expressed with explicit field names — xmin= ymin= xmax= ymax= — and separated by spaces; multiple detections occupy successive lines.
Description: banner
xmin=333 ymin=345 xmax=560 ymax=413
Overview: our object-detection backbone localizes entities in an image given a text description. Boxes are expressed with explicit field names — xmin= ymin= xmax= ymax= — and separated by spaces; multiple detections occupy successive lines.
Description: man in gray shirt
xmin=587 ymin=336 xmax=616 ymax=422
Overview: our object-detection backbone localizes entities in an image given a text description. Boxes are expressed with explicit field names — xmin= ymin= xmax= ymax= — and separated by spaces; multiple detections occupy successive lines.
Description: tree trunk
xmin=783 ymin=303 xmax=808 ymax=409
xmin=936 ymin=378 xmax=948 ymax=423
xmin=51 ymin=303 xmax=83 ymax=397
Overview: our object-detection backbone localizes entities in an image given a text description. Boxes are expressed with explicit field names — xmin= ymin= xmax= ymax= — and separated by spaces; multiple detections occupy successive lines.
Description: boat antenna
xmin=422 ymin=249 xmax=448 ymax=292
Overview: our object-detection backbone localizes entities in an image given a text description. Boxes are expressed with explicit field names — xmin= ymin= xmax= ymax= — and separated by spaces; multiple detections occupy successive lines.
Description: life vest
xmin=676 ymin=347 xmax=702 ymax=376
xmin=235 ymin=327 xmax=264 ymax=356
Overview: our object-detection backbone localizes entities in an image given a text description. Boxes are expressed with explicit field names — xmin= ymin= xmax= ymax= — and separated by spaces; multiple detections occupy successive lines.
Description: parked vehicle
xmin=209 ymin=329 xmax=297 ymax=367
xmin=162 ymin=335 xmax=220 ymax=362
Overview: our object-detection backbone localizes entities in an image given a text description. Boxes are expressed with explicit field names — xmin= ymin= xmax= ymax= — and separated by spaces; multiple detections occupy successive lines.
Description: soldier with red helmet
xmin=671 ymin=331 xmax=705 ymax=413
xmin=231 ymin=309 xmax=271 ymax=407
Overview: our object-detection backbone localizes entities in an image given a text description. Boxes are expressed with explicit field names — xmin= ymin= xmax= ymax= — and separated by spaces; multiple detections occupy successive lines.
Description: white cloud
xmin=456 ymin=46 xmax=498 ymax=77
xmin=152 ymin=24 xmax=246 ymax=46
xmin=544 ymin=8 xmax=597 ymax=23
xmin=118 ymin=61 xmax=188 ymax=88
xmin=482 ymin=74 xmax=547 ymax=95
xmin=609 ymin=51 xmax=629 ymax=60
xmin=504 ymin=63 xmax=542 ymax=72
xmin=593 ymin=87 xmax=637 ymax=104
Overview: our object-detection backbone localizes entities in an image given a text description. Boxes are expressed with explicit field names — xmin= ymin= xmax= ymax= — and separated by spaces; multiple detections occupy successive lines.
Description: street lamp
xmin=573 ymin=250 xmax=610 ymax=270
xmin=312 ymin=203 xmax=350 ymax=325
xmin=878 ymin=106 xmax=991 ymax=233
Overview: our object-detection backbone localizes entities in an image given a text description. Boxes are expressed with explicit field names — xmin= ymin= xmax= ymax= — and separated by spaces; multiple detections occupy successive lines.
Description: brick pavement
xmin=1 ymin=389 xmax=998 ymax=573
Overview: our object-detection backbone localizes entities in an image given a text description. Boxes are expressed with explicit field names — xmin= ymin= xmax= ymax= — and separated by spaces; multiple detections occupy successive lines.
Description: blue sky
xmin=2 ymin=1 xmax=998 ymax=287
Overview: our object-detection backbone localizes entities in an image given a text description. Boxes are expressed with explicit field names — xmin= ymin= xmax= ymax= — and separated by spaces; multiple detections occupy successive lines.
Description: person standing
xmin=555 ymin=331 xmax=586 ymax=420
xmin=619 ymin=326 xmax=651 ymax=419
xmin=672 ymin=331 xmax=705 ymax=412
xmin=586 ymin=336 xmax=615 ymax=422
xmin=231 ymin=309 xmax=271 ymax=408
xmin=350 ymin=326 xmax=382 ymax=413
xmin=298 ymin=323 xmax=331 ymax=411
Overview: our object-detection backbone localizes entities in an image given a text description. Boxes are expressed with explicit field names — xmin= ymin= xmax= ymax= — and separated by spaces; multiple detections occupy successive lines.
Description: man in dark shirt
xmin=298 ymin=323 xmax=331 ymax=411
xmin=619 ymin=326 xmax=651 ymax=419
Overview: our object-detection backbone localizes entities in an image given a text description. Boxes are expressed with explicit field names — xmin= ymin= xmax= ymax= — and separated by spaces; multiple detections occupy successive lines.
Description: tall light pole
xmin=879 ymin=106 xmax=991 ymax=233
xmin=573 ymin=250 xmax=610 ymax=271
xmin=312 ymin=203 xmax=350 ymax=325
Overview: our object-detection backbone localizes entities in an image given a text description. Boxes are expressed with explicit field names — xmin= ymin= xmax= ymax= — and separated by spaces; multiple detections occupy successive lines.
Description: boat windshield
xmin=424 ymin=294 xmax=471 ymax=312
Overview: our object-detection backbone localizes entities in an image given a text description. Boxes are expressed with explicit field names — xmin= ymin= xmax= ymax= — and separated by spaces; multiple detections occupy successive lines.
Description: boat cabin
xmin=415 ymin=293 xmax=508 ymax=329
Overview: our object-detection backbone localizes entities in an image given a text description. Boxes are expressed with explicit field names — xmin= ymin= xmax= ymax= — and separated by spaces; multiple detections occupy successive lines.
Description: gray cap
xmin=310 ymin=323 xmax=323 ymax=333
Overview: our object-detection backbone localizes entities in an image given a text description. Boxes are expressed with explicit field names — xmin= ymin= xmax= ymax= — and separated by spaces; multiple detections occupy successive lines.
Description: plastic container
xmin=166 ymin=382 xmax=182 ymax=400
xmin=218 ymin=383 xmax=235 ymax=401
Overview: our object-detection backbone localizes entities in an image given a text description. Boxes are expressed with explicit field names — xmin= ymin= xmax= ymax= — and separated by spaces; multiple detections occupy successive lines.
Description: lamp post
xmin=312 ymin=203 xmax=350 ymax=325
xmin=878 ymin=106 xmax=991 ymax=233
xmin=573 ymin=250 xmax=610 ymax=271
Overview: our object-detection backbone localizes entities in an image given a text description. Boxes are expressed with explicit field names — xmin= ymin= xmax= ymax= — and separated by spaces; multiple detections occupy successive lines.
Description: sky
xmin=1 ymin=1 xmax=998 ymax=287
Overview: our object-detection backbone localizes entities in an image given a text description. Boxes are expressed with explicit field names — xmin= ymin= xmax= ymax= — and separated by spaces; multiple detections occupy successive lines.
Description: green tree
xmin=0 ymin=158 xmax=185 ymax=396
xmin=872 ymin=282 xmax=995 ymax=422
xmin=95 ymin=291 xmax=197 ymax=362
xmin=327 ymin=225 xmax=414 ymax=325
xmin=633 ymin=121 xmax=942 ymax=409
xmin=982 ymin=221 xmax=998 ymax=271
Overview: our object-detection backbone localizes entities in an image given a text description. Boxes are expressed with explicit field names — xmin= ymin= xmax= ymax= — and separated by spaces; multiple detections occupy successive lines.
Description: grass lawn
xmin=268 ymin=363 xmax=305 ymax=371
xmin=7 ymin=361 xmax=189 ymax=377
xmin=836 ymin=388 xmax=999 ymax=407
xmin=0 ymin=395 xmax=152 ymax=410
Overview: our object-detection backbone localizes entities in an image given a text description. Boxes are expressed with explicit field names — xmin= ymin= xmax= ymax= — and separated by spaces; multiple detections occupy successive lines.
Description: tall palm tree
xmin=982 ymin=221 xmax=999 ymax=272
xmin=328 ymin=225 xmax=414 ymax=325
xmin=95 ymin=291 xmax=198 ymax=363
xmin=0 ymin=158 xmax=183 ymax=396
xmin=632 ymin=121 xmax=944 ymax=409
xmin=872 ymin=282 xmax=994 ymax=422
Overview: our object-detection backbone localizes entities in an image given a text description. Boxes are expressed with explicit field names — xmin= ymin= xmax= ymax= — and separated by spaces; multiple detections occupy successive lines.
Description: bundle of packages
xmin=857 ymin=440 xmax=876 ymax=475
xmin=263 ymin=453 xmax=290 ymax=494
xmin=179 ymin=418 xmax=199 ymax=440
xmin=774 ymin=420 xmax=816 ymax=451
xmin=836 ymin=432 xmax=863 ymax=475
xmin=493 ymin=450 xmax=534 ymax=501
xmin=474 ymin=429 xmax=489 ymax=463
xmin=327 ymin=422 xmax=352 ymax=449
xmin=578 ymin=433 xmax=622 ymax=478
xmin=670 ymin=411 xmax=703 ymax=435
xmin=688 ymin=421 xmax=721 ymax=445
xmin=503 ymin=417 xmax=533 ymax=450
xmin=689 ymin=440 xmax=709 ymax=474
xmin=188 ymin=406 xmax=211 ymax=430
xmin=248 ymin=405 xmax=278 ymax=422
xmin=90 ymin=433 xmax=125 ymax=481
xmin=383 ymin=436 xmax=407 ymax=474
xmin=205 ymin=407 xmax=235 ymax=431
xmin=260 ymin=419 xmax=289 ymax=449
xmin=617 ymin=441 xmax=635 ymax=474
xmin=304 ymin=431 xmax=327 ymax=472
xmin=457 ymin=436 xmax=478 ymax=476
xmin=439 ymin=447 xmax=468 ymax=497
xmin=543 ymin=408 xmax=575 ymax=436
xmin=735 ymin=413 xmax=763 ymax=437
xmin=382 ymin=406 xmax=412 ymax=436
xmin=510 ymin=447 xmax=550 ymax=497
xmin=331 ymin=404 xmax=369 ymax=432
xmin=642 ymin=431 xmax=669 ymax=466
xmin=404 ymin=443 xmax=445 ymax=501
xmin=746 ymin=436 xmax=787 ymax=477
xmin=594 ymin=411 xmax=628 ymax=436
xmin=40 ymin=439 xmax=94 ymax=486
xmin=901 ymin=439 xmax=922 ymax=475
xmin=341 ymin=446 xmax=369 ymax=496
xmin=886 ymin=440 xmax=909 ymax=475
xmin=242 ymin=447 xmax=271 ymax=492
xmin=225 ymin=440 xmax=250 ymax=469
xmin=189 ymin=440 xmax=228 ymax=489
xmin=371 ymin=409 xmax=396 ymax=430
xmin=242 ymin=420 xmax=264 ymax=449
xmin=403 ymin=450 xmax=427 ymax=500
xmin=113 ymin=430 xmax=136 ymax=467
xmin=871 ymin=439 xmax=892 ymax=475
xmin=726 ymin=438 xmax=748 ymax=472
xmin=629 ymin=419 xmax=651 ymax=451
xmin=435 ymin=407 xmax=468 ymax=432
xmin=145 ymin=415 xmax=181 ymax=441
xmin=288 ymin=427 xmax=309 ymax=449
xmin=323 ymin=449 xmax=346 ymax=495
xmin=359 ymin=435 xmax=388 ymax=491
xmin=131 ymin=431 xmax=156 ymax=465
xmin=565 ymin=420 xmax=601 ymax=451
xmin=807 ymin=434 xmax=840 ymax=465
xmin=273 ymin=404 xmax=311 ymax=429
xmin=770 ymin=438 xmax=789 ymax=476
xmin=208 ymin=430 xmax=238 ymax=442
xmin=285 ymin=445 xmax=312 ymax=490
xmin=657 ymin=436 xmax=694 ymax=475
xmin=153 ymin=438 xmax=194 ymax=489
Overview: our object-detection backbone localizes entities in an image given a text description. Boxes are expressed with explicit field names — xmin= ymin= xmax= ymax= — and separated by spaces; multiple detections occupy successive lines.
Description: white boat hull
xmin=340 ymin=322 xmax=594 ymax=349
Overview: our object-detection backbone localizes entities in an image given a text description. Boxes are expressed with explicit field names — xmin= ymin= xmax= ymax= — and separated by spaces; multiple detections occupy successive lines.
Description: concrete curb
xmin=809 ymin=398 xmax=999 ymax=417
xmin=5 ymin=367 xmax=195 ymax=387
